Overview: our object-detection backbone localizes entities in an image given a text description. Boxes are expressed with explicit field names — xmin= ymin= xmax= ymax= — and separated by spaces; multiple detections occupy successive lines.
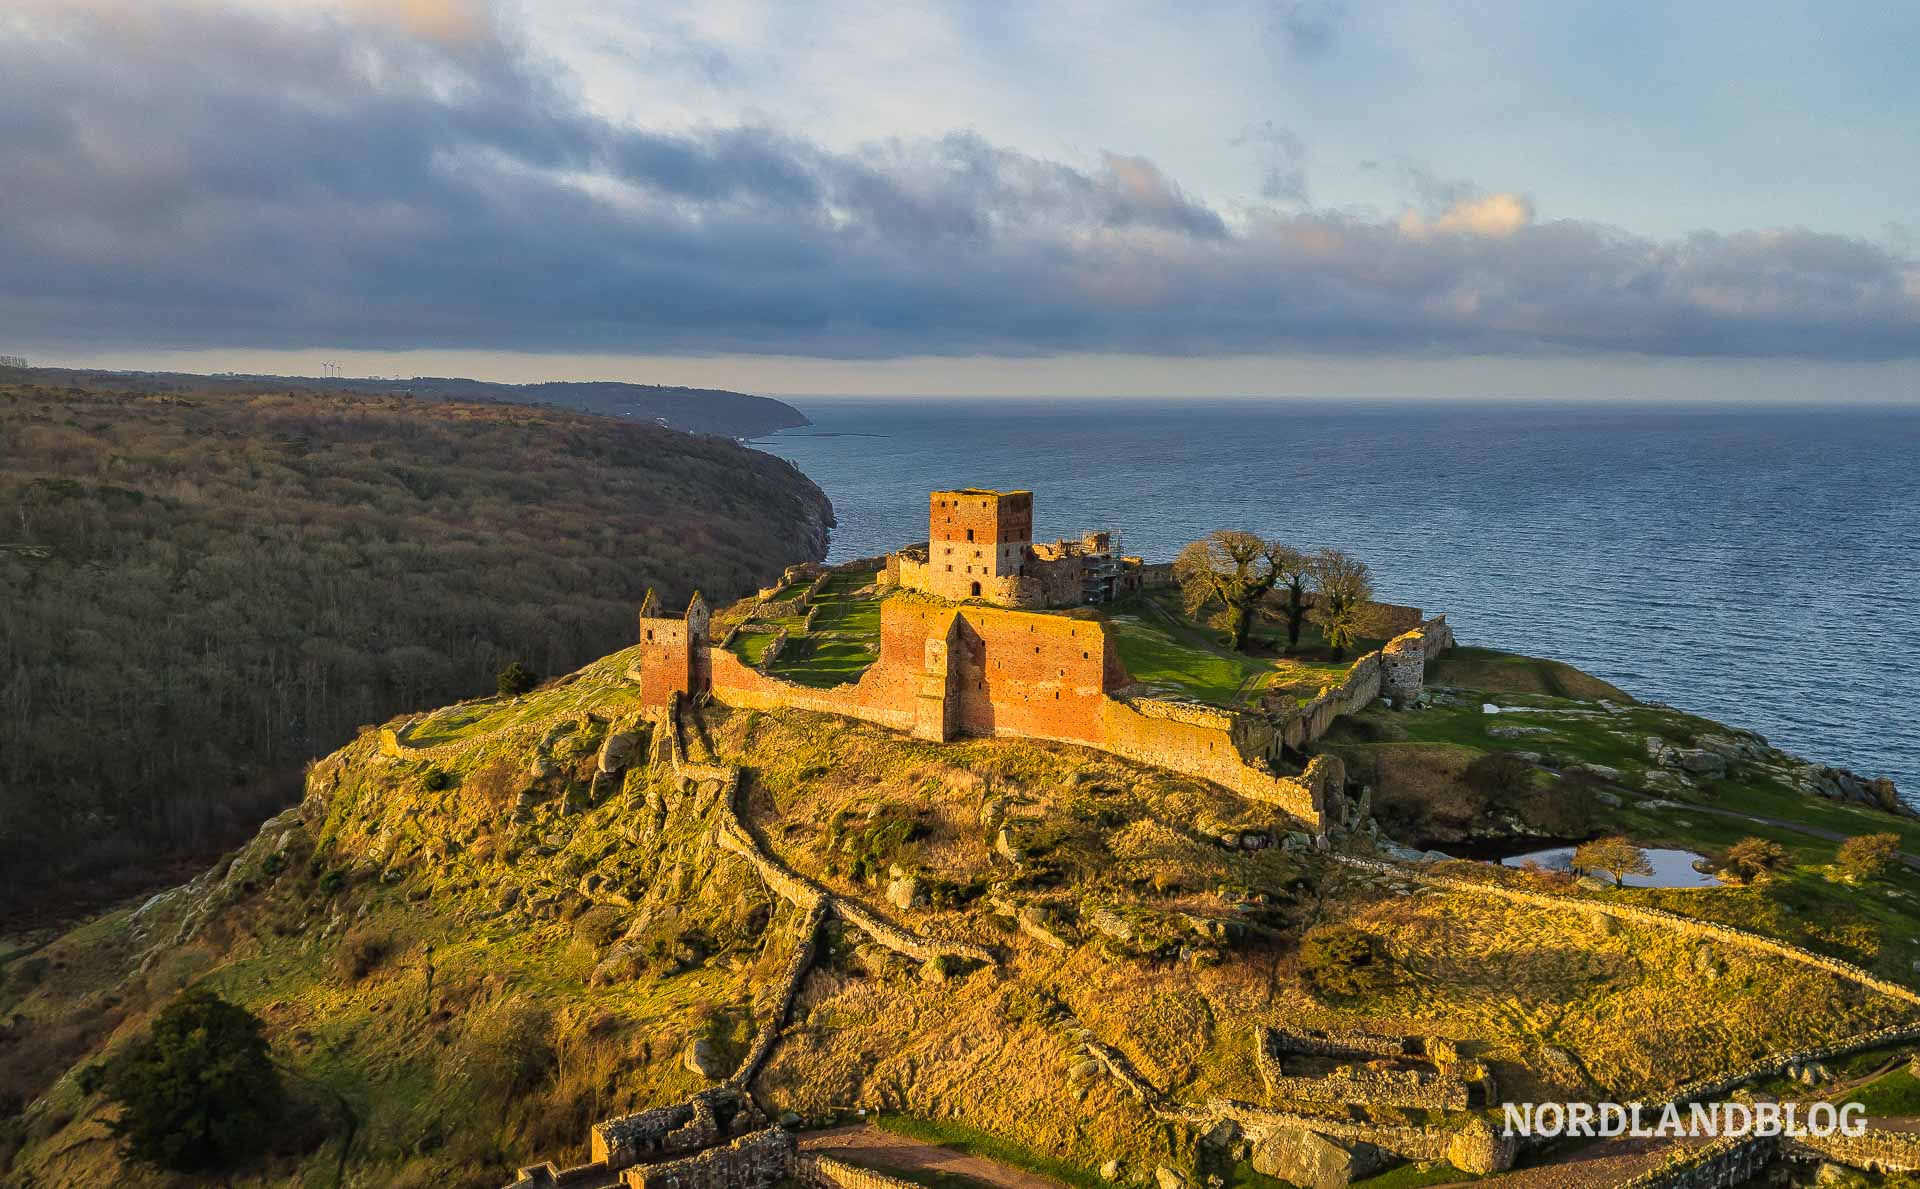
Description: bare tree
xmin=1174 ymin=530 xmax=1291 ymax=652
xmin=1270 ymin=545 xmax=1313 ymax=652
xmin=1307 ymin=549 xmax=1376 ymax=659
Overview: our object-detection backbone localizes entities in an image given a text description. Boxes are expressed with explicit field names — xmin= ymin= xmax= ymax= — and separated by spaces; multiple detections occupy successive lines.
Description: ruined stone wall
xmin=1278 ymin=652 xmax=1383 ymax=751
xmin=663 ymin=598 xmax=1336 ymax=830
xmin=1261 ymin=1068 xmax=1470 ymax=1111
xmin=1277 ymin=616 xmax=1451 ymax=748
xmin=1206 ymin=1100 xmax=1455 ymax=1162
xmin=1792 ymin=1125 xmax=1920 ymax=1173
xmin=623 ymin=1128 xmax=794 ymax=1189
xmin=1102 ymin=698 xmax=1329 ymax=823
xmin=1263 ymin=1027 xmax=1419 ymax=1060
xmin=1616 ymin=1135 xmax=1776 ymax=1189
xmin=794 ymin=1154 xmax=921 ymax=1189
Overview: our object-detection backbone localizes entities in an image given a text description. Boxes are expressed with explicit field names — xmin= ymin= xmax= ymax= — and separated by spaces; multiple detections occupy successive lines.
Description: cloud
xmin=1399 ymin=193 xmax=1534 ymax=239
xmin=1270 ymin=0 xmax=1344 ymax=59
xmin=1 ymin=0 xmax=1917 ymax=363
xmin=1233 ymin=121 xmax=1310 ymax=204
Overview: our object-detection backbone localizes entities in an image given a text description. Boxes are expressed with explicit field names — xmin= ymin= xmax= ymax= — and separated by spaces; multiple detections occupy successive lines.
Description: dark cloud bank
xmin=4 ymin=2 xmax=1917 ymax=361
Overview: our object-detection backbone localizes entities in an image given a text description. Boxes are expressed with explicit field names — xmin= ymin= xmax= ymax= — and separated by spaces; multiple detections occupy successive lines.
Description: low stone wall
xmin=1616 ymin=1135 xmax=1775 ymax=1189
xmin=1262 ymin=1068 xmax=1469 ymax=1111
xmin=1263 ymin=1026 xmax=1419 ymax=1060
xmin=1331 ymin=855 xmax=1920 ymax=1009
xmin=624 ymin=1128 xmax=794 ymax=1189
xmin=794 ymin=1154 xmax=922 ymax=1189
xmin=1792 ymin=1124 xmax=1920 ymax=1173
xmin=1205 ymin=1099 xmax=1454 ymax=1162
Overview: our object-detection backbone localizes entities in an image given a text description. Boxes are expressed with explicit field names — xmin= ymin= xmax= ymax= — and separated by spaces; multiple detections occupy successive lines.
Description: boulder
xmin=885 ymin=869 xmax=921 ymax=911
xmin=1015 ymin=903 xmax=1071 ymax=952
xmin=1446 ymin=1117 xmax=1517 ymax=1175
xmin=1251 ymin=1127 xmax=1384 ymax=1189
xmin=596 ymin=729 xmax=642 ymax=775
xmin=1086 ymin=905 xmax=1135 ymax=942
xmin=1154 ymin=1165 xmax=1190 ymax=1189
xmin=1100 ymin=1159 xmax=1123 ymax=1182
xmin=1641 ymin=769 xmax=1695 ymax=795
xmin=1676 ymin=749 xmax=1728 ymax=778
xmin=682 ymin=1035 xmax=728 ymax=1079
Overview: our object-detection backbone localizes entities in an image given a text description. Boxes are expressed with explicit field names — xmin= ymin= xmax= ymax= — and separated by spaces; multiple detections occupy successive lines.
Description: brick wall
xmin=650 ymin=597 xmax=1341 ymax=830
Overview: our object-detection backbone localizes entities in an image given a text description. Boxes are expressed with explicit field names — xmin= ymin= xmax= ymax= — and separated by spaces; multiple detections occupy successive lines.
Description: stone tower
xmin=637 ymin=589 xmax=711 ymax=707
xmin=927 ymin=488 xmax=1032 ymax=602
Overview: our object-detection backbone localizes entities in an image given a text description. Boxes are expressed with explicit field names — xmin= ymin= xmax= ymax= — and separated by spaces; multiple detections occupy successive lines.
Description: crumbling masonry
xmin=636 ymin=487 xmax=1454 ymax=834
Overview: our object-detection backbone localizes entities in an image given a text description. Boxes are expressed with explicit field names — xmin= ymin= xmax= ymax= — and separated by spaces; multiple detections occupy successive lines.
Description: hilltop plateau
xmin=6 ymin=592 xmax=1919 ymax=1188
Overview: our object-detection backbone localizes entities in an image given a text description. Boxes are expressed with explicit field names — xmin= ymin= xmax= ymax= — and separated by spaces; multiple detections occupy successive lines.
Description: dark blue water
xmin=755 ymin=398 xmax=1920 ymax=797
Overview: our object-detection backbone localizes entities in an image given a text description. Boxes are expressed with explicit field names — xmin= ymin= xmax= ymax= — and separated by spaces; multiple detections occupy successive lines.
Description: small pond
xmin=1500 ymin=846 xmax=1722 ymax=888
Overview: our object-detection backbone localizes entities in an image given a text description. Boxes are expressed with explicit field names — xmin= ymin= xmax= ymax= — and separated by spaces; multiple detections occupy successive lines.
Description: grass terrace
xmin=719 ymin=566 xmax=887 ymax=688
xmin=1100 ymin=588 xmax=1381 ymax=709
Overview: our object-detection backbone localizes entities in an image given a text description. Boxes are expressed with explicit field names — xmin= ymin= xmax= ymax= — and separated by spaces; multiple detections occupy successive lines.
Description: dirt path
xmin=799 ymin=1124 xmax=1067 ymax=1189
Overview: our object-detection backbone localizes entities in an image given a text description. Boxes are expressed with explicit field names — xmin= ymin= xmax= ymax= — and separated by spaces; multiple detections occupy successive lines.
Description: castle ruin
xmin=635 ymin=487 xmax=1454 ymax=834
xmin=886 ymin=488 xmax=1149 ymax=607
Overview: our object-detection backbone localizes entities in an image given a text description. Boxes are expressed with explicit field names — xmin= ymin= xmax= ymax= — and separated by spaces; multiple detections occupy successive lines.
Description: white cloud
xmin=1398 ymin=192 xmax=1534 ymax=239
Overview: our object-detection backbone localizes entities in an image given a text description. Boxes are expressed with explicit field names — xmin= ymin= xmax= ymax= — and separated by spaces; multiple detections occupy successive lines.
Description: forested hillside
xmin=0 ymin=380 xmax=831 ymax=923
xmin=11 ymin=368 xmax=812 ymax=439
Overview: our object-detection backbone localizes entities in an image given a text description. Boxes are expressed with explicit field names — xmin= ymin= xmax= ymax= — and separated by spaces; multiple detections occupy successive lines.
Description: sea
xmin=753 ymin=398 xmax=1920 ymax=800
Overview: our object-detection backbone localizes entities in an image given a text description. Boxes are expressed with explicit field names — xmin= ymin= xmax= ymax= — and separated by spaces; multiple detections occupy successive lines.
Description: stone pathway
xmin=798 ymin=1124 xmax=1065 ymax=1189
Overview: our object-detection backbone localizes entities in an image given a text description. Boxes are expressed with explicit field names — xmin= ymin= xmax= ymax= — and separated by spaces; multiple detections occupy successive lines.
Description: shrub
xmin=97 ymin=989 xmax=283 ymax=1172
xmin=497 ymin=662 xmax=539 ymax=697
xmin=571 ymin=905 xmax=625 ymax=948
xmin=1299 ymin=924 xmax=1391 ymax=997
xmin=421 ymin=766 xmax=453 ymax=792
xmin=332 ymin=924 xmax=389 ymax=982
xmin=1722 ymin=837 xmax=1789 ymax=882
xmin=1462 ymin=752 xmax=1533 ymax=801
xmin=1572 ymin=836 xmax=1651 ymax=887
xmin=1837 ymin=833 xmax=1901 ymax=882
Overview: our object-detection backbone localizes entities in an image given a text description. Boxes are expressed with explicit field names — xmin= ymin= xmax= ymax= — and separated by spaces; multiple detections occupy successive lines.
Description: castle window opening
xmin=971 ymin=581 xmax=982 ymax=597
xmin=645 ymin=629 xmax=653 ymax=641
xmin=966 ymin=528 xmax=974 ymax=541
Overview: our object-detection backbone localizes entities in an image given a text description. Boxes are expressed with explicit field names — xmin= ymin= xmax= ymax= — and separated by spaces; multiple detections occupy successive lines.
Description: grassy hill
xmin=0 ymin=378 xmax=831 ymax=926
xmin=5 ymin=638 xmax=1918 ymax=1187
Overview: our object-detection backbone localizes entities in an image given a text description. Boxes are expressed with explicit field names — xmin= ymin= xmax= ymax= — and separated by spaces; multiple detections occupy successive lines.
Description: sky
xmin=6 ymin=0 xmax=1920 ymax=399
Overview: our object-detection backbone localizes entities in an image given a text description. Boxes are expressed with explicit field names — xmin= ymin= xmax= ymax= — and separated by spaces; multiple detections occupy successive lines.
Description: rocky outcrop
xmin=1251 ymin=1126 xmax=1386 ymax=1189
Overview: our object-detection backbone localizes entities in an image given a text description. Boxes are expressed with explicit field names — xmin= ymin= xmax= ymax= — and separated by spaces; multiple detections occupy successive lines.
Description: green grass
xmin=729 ymin=629 xmax=778 ymax=667
xmin=1837 ymin=1065 xmax=1920 ymax=1116
xmin=1355 ymin=1161 xmax=1472 ymax=1187
xmin=768 ymin=637 xmax=881 ymax=688
xmin=873 ymin=1112 xmax=1104 ymax=1189
xmin=1103 ymin=593 xmax=1277 ymax=707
